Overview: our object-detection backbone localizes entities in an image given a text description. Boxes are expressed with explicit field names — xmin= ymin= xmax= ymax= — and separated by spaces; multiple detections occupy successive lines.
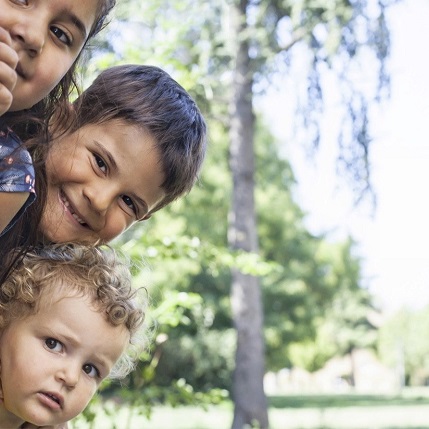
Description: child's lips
xmin=60 ymin=190 xmax=90 ymax=229
xmin=37 ymin=391 xmax=64 ymax=410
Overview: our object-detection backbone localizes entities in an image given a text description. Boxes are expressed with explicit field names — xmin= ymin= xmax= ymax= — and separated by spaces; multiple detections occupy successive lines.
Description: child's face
xmin=0 ymin=290 xmax=130 ymax=427
xmin=0 ymin=0 xmax=99 ymax=111
xmin=41 ymin=119 xmax=166 ymax=244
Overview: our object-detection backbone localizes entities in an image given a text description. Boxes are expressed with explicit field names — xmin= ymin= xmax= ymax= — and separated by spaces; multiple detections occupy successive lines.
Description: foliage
xmin=74 ymin=0 xmax=395 ymax=422
xmin=378 ymin=306 xmax=429 ymax=386
xmin=279 ymin=239 xmax=379 ymax=373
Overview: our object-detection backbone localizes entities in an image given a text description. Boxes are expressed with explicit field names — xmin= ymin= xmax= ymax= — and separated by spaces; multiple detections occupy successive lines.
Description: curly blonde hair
xmin=0 ymin=243 xmax=147 ymax=379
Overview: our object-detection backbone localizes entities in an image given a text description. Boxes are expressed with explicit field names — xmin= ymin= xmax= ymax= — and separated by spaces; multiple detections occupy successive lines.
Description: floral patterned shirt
xmin=0 ymin=122 xmax=36 ymax=237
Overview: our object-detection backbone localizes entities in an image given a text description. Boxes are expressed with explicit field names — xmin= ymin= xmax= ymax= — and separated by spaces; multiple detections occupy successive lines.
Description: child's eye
xmin=45 ymin=338 xmax=63 ymax=353
xmin=93 ymin=154 xmax=107 ymax=174
xmin=121 ymin=195 xmax=137 ymax=216
xmin=50 ymin=26 xmax=72 ymax=46
xmin=82 ymin=363 xmax=100 ymax=379
xmin=11 ymin=0 xmax=28 ymax=5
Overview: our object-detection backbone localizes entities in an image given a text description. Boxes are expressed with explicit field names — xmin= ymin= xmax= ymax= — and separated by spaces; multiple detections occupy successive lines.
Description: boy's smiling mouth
xmin=60 ymin=191 xmax=88 ymax=227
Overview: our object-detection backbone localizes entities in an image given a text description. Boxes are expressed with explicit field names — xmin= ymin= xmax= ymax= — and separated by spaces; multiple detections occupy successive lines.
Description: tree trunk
xmin=228 ymin=1 xmax=269 ymax=428
xmin=349 ymin=348 xmax=356 ymax=388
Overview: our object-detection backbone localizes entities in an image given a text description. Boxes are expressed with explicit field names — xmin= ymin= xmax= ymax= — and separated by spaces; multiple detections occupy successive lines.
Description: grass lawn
xmin=70 ymin=391 xmax=429 ymax=429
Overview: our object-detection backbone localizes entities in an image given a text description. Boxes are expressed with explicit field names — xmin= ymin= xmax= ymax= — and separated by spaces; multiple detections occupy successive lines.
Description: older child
xmin=0 ymin=0 xmax=116 ymax=237
xmin=0 ymin=243 xmax=147 ymax=429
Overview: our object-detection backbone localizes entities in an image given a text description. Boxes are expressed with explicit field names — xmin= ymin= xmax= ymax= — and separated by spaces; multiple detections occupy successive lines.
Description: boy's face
xmin=41 ymin=119 xmax=166 ymax=244
xmin=0 ymin=0 xmax=98 ymax=111
xmin=0 ymin=290 xmax=129 ymax=427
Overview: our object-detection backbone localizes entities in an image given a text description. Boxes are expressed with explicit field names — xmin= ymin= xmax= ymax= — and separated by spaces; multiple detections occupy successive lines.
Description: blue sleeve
xmin=0 ymin=125 xmax=36 ymax=236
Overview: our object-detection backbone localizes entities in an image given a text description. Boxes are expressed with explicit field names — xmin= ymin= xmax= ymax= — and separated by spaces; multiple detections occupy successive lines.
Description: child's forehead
xmin=36 ymin=279 xmax=94 ymax=311
xmin=29 ymin=288 xmax=130 ymax=370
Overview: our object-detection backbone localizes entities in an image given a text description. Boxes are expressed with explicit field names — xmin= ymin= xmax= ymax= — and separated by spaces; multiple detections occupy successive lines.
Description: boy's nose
xmin=84 ymin=186 xmax=114 ymax=217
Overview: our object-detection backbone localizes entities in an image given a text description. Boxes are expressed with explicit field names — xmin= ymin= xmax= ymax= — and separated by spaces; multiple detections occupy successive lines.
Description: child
xmin=41 ymin=64 xmax=207 ymax=244
xmin=0 ymin=0 xmax=117 ymax=237
xmin=0 ymin=243 xmax=147 ymax=429
xmin=0 ymin=64 xmax=207 ymax=275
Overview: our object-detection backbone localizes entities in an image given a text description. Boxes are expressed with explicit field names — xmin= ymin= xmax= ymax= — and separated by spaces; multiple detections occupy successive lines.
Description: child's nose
xmin=10 ymin=18 xmax=45 ymax=57
xmin=84 ymin=186 xmax=114 ymax=216
xmin=56 ymin=364 xmax=80 ymax=388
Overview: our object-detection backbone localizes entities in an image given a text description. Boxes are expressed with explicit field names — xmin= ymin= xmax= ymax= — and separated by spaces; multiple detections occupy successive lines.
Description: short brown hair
xmin=71 ymin=64 xmax=207 ymax=215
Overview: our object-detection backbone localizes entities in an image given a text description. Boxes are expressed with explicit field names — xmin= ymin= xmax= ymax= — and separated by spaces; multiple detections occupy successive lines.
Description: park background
xmin=72 ymin=0 xmax=429 ymax=428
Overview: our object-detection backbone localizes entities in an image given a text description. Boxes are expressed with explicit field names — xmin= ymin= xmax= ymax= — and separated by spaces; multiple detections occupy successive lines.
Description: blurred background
xmin=72 ymin=0 xmax=429 ymax=428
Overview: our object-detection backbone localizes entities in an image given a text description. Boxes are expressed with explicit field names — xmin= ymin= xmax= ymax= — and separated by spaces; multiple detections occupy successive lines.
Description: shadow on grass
xmin=268 ymin=394 xmax=429 ymax=409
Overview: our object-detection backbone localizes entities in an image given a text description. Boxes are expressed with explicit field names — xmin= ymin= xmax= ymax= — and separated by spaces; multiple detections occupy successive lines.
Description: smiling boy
xmin=39 ymin=64 xmax=206 ymax=245
xmin=42 ymin=119 xmax=165 ymax=243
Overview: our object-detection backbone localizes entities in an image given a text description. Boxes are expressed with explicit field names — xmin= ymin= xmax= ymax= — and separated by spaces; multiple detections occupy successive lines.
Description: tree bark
xmin=228 ymin=1 xmax=269 ymax=428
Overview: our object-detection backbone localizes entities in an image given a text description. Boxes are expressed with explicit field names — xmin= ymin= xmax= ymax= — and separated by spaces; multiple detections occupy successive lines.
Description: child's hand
xmin=0 ymin=26 xmax=18 ymax=116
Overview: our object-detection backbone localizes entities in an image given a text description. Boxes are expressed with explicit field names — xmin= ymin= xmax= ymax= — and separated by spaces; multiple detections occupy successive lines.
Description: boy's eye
xmin=121 ymin=195 xmax=137 ymax=215
xmin=94 ymin=154 xmax=107 ymax=174
xmin=83 ymin=363 xmax=100 ymax=379
xmin=45 ymin=338 xmax=63 ymax=353
xmin=50 ymin=26 xmax=72 ymax=46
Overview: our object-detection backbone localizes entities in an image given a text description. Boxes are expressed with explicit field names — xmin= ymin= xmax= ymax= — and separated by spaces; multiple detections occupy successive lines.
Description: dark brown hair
xmin=71 ymin=64 xmax=207 ymax=214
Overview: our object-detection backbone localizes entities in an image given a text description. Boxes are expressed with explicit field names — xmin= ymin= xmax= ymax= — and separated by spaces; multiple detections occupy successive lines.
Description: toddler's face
xmin=40 ymin=119 xmax=166 ymax=244
xmin=0 ymin=290 xmax=129 ymax=427
xmin=1 ymin=0 xmax=98 ymax=111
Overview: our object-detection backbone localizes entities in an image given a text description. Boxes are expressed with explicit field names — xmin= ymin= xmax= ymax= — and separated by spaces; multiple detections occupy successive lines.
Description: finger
xmin=0 ymin=85 xmax=13 ymax=116
xmin=0 ymin=60 xmax=18 ymax=91
xmin=0 ymin=39 xmax=18 ymax=69
xmin=0 ymin=59 xmax=17 ymax=115
xmin=0 ymin=27 xmax=12 ymax=47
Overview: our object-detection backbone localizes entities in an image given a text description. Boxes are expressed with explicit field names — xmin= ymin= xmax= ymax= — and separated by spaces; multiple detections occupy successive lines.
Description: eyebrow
xmin=64 ymin=11 xmax=88 ymax=41
xmin=90 ymin=355 xmax=111 ymax=376
xmin=93 ymin=141 xmax=149 ymax=217
xmin=60 ymin=333 xmax=80 ymax=347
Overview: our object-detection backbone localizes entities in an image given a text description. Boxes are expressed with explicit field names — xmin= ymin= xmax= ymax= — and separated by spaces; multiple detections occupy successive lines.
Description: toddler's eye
xmin=50 ymin=26 xmax=72 ymax=46
xmin=83 ymin=363 xmax=100 ymax=379
xmin=45 ymin=338 xmax=63 ymax=353
xmin=94 ymin=154 xmax=107 ymax=174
